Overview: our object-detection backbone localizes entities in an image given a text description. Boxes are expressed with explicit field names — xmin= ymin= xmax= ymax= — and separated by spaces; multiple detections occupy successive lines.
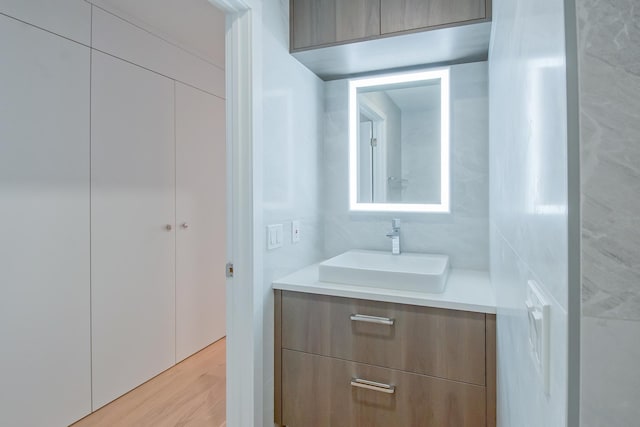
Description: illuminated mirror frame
xmin=348 ymin=68 xmax=451 ymax=213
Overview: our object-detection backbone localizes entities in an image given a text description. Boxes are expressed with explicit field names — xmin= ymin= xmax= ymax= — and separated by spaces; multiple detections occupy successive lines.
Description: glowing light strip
xmin=348 ymin=68 xmax=451 ymax=213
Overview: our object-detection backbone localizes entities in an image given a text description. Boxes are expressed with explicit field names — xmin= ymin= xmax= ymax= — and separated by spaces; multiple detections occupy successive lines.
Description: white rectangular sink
xmin=318 ymin=250 xmax=450 ymax=293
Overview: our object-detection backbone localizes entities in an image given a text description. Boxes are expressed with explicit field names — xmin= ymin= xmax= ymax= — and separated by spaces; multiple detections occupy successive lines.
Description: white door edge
xmin=208 ymin=0 xmax=264 ymax=426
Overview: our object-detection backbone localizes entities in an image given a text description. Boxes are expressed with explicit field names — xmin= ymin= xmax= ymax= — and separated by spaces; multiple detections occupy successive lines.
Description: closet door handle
xmin=350 ymin=314 xmax=394 ymax=326
xmin=351 ymin=378 xmax=395 ymax=394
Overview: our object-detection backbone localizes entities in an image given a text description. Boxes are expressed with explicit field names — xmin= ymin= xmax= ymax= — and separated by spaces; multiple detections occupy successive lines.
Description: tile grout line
xmin=490 ymin=219 xmax=568 ymax=315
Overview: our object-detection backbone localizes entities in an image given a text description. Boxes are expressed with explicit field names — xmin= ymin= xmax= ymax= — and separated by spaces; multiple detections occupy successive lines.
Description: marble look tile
xmin=401 ymin=110 xmax=440 ymax=203
xmin=578 ymin=0 xmax=640 ymax=320
xmin=264 ymin=217 xmax=324 ymax=283
xmin=260 ymin=8 xmax=326 ymax=273
xmin=489 ymin=0 xmax=570 ymax=424
xmin=262 ymin=19 xmax=324 ymax=222
xmin=451 ymin=96 xmax=489 ymax=217
xmin=323 ymin=62 xmax=489 ymax=270
xmin=491 ymin=228 xmax=568 ymax=427
xmin=577 ymin=0 xmax=640 ymax=77
xmin=489 ymin=0 xmax=569 ymax=310
xmin=578 ymin=1 xmax=640 ymax=423
xmin=581 ymin=317 xmax=640 ymax=426
xmin=324 ymin=213 xmax=489 ymax=270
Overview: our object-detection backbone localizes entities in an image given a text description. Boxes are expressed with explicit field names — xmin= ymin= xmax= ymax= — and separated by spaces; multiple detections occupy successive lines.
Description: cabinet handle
xmin=350 ymin=314 xmax=394 ymax=326
xmin=351 ymin=378 xmax=395 ymax=394
xmin=181 ymin=222 xmax=189 ymax=229
xmin=165 ymin=224 xmax=173 ymax=231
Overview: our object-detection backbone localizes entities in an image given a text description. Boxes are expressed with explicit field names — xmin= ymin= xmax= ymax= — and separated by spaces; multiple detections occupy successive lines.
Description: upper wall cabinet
xmin=291 ymin=0 xmax=380 ymax=50
xmin=289 ymin=0 xmax=492 ymax=80
xmin=380 ymin=0 xmax=487 ymax=34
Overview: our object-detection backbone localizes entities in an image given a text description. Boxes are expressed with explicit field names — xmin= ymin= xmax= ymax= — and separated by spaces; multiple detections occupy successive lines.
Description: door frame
xmin=208 ymin=0 xmax=263 ymax=426
xmin=358 ymin=100 xmax=388 ymax=203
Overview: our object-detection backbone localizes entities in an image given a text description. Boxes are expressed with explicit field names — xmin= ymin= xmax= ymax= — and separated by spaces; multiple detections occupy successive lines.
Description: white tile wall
xmin=489 ymin=0 xmax=570 ymax=424
xmin=491 ymin=228 xmax=568 ymax=426
xmin=578 ymin=0 xmax=640 ymax=320
xmin=260 ymin=0 xmax=325 ymax=424
xmin=581 ymin=317 xmax=640 ymax=426
xmin=323 ymin=62 xmax=489 ymax=270
xmin=401 ymin=109 xmax=440 ymax=203
xmin=577 ymin=0 xmax=640 ymax=424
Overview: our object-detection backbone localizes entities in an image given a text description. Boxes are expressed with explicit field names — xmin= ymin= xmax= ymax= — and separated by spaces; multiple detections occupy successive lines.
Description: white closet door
xmin=175 ymin=82 xmax=226 ymax=361
xmin=91 ymin=51 xmax=176 ymax=410
xmin=0 ymin=15 xmax=91 ymax=426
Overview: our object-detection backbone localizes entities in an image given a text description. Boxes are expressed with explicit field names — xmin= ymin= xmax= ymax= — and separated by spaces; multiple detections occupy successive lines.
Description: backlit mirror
xmin=349 ymin=69 xmax=450 ymax=213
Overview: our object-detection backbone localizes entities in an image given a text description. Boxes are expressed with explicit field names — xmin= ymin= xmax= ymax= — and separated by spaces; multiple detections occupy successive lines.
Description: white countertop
xmin=272 ymin=263 xmax=496 ymax=314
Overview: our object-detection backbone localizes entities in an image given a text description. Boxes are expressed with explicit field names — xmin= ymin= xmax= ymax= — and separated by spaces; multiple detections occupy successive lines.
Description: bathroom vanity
xmin=272 ymin=59 xmax=495 ymax=426
xmin=273 ymin=262 xmax=496 ymax=427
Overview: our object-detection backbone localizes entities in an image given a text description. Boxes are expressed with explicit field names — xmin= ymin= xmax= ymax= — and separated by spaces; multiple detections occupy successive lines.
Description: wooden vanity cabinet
xmin=274 ymin=290 xmax=496 ymax=427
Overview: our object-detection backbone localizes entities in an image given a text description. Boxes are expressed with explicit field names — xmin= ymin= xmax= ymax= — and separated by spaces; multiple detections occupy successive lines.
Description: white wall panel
xmin=88 ymin=0 xmax=225 ymax=68
xmin=0 ymin=0 xmax=90 ymax=45
xmin=0 ymin=15 xmax=91 ymax=426
xmin=91 ymin=7 xmax=225 ymax=98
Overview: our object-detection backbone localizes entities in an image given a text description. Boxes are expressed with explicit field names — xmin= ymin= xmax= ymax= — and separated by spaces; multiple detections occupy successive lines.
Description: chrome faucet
xmin=386 ymin=219 xmax=401 ymax=255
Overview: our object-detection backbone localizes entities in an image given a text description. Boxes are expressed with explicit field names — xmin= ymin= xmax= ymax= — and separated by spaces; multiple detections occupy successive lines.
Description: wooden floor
xmin=73 ymin=338 xmax=226 ymax=427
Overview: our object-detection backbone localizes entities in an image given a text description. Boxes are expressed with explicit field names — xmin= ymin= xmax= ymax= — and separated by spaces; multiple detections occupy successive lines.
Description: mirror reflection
xmin=349 ymin=69 xmax=450 ymax=213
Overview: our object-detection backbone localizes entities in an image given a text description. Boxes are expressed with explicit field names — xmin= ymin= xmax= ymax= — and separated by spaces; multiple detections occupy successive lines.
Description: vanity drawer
xmin=282 ymin=349 xmax=486 ymax=427
xmin=281 ymin=291 xmax=486 ymax=385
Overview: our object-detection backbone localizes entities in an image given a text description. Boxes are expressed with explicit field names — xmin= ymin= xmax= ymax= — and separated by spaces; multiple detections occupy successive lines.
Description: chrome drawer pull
xmin=350 ymin=314 xmax=394 ymax=326
xmin=351 ymin=378 xmax=396 ymax=394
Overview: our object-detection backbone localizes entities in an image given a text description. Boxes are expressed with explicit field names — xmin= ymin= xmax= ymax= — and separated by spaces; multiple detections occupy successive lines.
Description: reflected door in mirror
xmin=349 ymin=69 xmax=450 ymax=213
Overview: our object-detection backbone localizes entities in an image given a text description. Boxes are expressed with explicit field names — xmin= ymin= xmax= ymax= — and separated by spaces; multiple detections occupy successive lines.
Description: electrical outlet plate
xmin=526 ymin=280 xmax=550 ymax=394
xmin=291 ymin=220 xmax=301 ymax=243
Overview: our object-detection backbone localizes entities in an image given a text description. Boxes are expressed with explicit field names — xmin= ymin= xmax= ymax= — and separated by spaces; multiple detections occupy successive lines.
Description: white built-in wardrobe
xmin=91 ymin=50 xmax=226 ymax=409
xmin=0 ymin=3 xmax=226 ymax=425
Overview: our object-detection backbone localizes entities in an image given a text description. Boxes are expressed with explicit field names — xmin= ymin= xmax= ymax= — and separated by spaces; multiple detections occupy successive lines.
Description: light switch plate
xmin=291 ymin=220 xmax=301 ymax=243
xmin=267 ymin=224 xmax=283 ymax=250
xmin=526 ymin=279 xmax=550 ymax=394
